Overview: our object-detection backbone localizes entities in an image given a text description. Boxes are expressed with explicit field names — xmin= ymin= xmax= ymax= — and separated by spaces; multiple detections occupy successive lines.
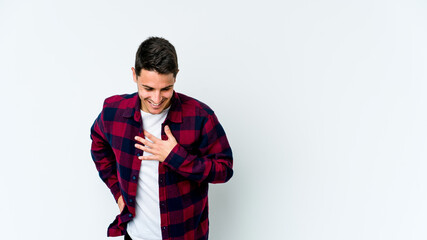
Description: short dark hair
xmin=134 ymin=37 xmax=179 ymax=77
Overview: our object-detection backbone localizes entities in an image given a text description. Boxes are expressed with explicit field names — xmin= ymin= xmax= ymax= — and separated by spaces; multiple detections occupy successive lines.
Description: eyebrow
xmin=142 ymin=84 xmax=174 ymax=90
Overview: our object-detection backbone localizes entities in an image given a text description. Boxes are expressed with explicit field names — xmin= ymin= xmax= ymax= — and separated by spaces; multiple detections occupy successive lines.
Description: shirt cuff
xmin=163 ymin=144 xmax=188 ymax=170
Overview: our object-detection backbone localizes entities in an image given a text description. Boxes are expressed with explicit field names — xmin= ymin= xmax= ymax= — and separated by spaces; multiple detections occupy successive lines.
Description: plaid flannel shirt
xmin=90 ymin=91 xmax=233 ymax=239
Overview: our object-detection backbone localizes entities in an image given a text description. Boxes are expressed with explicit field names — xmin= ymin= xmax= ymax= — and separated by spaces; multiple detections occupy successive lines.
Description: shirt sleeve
xmin=162 ymin=113 xmax=233 ymax=184
xmin=90 ymin=111 xmax=122 ymax=202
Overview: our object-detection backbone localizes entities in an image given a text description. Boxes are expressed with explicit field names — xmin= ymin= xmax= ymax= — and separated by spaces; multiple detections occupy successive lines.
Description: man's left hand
xmin=134 ymin=125 xmax=178 ymax=162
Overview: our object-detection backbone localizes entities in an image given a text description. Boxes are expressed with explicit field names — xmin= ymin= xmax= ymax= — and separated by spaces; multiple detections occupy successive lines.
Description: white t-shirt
xmin=127 ymin=107 xmax=170 ymax=240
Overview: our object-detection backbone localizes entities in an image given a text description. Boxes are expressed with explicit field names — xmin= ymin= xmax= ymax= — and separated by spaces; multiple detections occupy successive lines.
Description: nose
xmin=152 ymin=91 xmax=161 ymax=103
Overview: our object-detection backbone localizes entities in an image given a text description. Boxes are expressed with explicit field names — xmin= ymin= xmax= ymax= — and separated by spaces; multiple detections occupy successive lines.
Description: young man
xmin=90 ymin=37 xmax=233 ymax=240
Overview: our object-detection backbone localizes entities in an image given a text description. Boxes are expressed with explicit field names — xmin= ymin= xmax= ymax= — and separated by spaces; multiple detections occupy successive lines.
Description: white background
xmin=1 ymin=0 xmax=426 ymax=239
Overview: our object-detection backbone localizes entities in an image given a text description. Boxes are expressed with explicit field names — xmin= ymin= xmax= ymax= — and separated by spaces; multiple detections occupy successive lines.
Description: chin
xmin=141 ymin=98 xmax=170 ymax=114
xmin=149 ymin=108 xmax=163 ymax=114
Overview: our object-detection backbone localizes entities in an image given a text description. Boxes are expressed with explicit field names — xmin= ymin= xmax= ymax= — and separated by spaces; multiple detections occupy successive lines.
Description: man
xmin=90 ymin=37 xmax=233 ymax=240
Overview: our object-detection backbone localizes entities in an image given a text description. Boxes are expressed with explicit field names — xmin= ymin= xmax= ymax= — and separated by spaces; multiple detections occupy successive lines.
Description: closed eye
xmin=141 ymin=84 xmax=174 ymax=91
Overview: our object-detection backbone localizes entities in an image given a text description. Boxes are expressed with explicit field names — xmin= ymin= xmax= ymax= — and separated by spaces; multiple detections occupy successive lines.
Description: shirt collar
xmin=122 ymin=91 xmax=183 ymax=123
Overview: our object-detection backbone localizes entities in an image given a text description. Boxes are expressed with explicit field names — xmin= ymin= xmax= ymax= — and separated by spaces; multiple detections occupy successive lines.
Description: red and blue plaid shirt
xmin=90 ymin=91 xmax=233 ymax=239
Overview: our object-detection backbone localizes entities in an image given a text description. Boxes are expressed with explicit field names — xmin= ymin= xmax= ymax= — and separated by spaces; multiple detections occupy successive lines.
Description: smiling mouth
xmin=148 ymin=100 xmax=164 ymax=107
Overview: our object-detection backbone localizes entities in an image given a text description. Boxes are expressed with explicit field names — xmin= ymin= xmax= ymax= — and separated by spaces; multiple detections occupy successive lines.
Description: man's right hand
xmin=117 ymin=195 xmax=125 ymax=213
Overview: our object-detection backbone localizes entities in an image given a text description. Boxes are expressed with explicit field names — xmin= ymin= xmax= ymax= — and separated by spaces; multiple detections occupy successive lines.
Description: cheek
xmin=138 ymin=90 xmax=150 ymax=99
xmin=163 ymin=91 xmax=174 ymax=99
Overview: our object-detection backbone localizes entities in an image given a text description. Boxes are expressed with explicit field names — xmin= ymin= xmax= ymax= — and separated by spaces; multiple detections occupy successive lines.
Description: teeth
xmin=149 ymin=101 xmax=161 ymax=106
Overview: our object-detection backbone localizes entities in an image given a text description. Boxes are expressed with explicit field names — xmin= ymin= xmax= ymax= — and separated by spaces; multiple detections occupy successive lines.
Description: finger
xmin=139 ymin=155 xmax=160 ymax=161
xmin=135 ymin=144 xmax=156 ymax=154
xmin=134 ymin=143 xmax=148 ymax=151
xmin=164 ymin=125 xmax=175 ymax=140
xmin=143 ymin=130 xmax=160 ymax=143
xmin=135 ymin=136 xmax=155 ymax=148
xmin=134 ymin=136 xmax=145 ymax=144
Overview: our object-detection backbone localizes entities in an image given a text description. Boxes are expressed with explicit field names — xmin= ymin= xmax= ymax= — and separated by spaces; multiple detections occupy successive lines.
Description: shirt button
xmin=137 ymin=153 xmax=141 ymax=157
xmin=132 ymin=176 xmax=136 ymax=180
xmin=129 ymin=199 xmax=133 ymax=203
xmin=162 ymin=227 xmax=166 ymax=230
xmin=129 ymin=214 xmax=132 ymax=217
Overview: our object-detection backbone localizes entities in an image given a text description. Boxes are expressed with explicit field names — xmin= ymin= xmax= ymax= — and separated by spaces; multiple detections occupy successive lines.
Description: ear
xmin=132 ymin=67 xmax=137 ymax=83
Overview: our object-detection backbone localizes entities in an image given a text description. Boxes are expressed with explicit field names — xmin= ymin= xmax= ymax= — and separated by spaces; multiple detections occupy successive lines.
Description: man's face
xmin=132 ymin=68 xmax=176 ymax=114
